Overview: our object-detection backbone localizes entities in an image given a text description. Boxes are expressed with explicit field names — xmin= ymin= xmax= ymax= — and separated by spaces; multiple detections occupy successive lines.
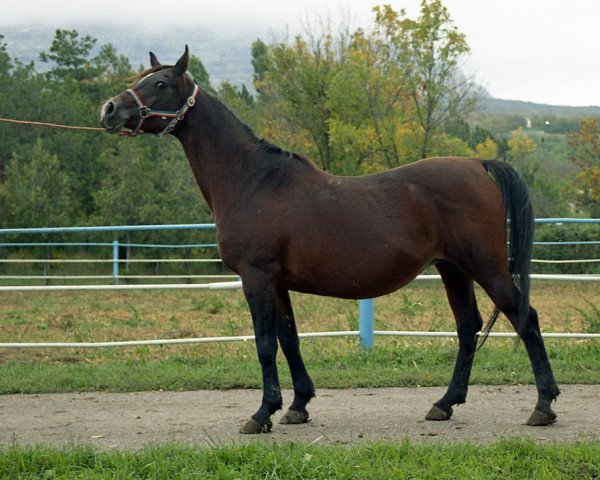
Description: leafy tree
xmin=0 ymin=35 xmax=14 ymax=179
xmin=189 ymin=54 xmax=216 ymax=94
xmin=444 ymin=117 xmax=471 ymax=144
xmin=256 ymin=33 xmax=339 ymax=170
xmin=568 ymin=117 xmax=600 ymax=216
xmin=91 ymin=43 xmax=133 ymax=101
xmin=39 ymin=29 xmax=97 ymax=82
xmin=508 ymin=127 xmax=537 ymax=160
xmin=474 ymin=137 xmax=498 ymax=159
xmin=218 ymin=81 xmax=258 ymax=130
xmin=251 ymin=38 xmax=272 ymax=97
xmin=238 ymin=84 xmax=255 ymax=108
xmin=0 ymin=139 xmax=76 ymax=228
xmin=152 ymin=141 xmax=213 ymax=246
xmin=0 ymin=35 xmax=11 ymax=77
xmin=92 ymin=140 xmax=163 ymax=227
xmin=470 ymin=125 xmax=494 ymax=149
xmin=504 ymin=127 xmax=569 ymax=216
xmin=507 ymin=126 xmax=539 ymax=184
xmin=327 ymin=26 xmax=415 ymax=173
xmin=375 ymin=1 xmax=479 ymax=158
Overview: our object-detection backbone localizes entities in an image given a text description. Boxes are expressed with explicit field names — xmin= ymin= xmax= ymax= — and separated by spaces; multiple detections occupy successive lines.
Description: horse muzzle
xmin=100 ymin=98 xmax=129 ymax=134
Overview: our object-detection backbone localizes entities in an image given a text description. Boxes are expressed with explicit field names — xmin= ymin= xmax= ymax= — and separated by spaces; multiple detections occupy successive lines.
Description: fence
xmin=0 ymin=218 xmax=599 ymax=349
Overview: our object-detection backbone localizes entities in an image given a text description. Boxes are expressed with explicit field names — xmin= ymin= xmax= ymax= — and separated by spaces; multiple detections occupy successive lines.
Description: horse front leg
xmin=239 ymin=272 xmax=283 ymax=434
xmin=275 ymin=288 xmax=315 ymax=425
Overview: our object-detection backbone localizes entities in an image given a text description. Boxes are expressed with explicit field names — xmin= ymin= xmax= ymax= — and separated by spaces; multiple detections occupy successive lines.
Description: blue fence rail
xmin=1 ymin=219 xmax=599 ymax=348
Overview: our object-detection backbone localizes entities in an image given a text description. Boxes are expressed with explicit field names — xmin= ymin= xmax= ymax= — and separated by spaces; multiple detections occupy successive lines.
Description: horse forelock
xmin=129 ymin=66 xmax=195 ymax=89
xmin=128 ymin=65 xmax=172 ymax=87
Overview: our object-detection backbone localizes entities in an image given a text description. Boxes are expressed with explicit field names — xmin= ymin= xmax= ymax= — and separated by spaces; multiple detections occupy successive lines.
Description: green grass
xmin=0 ymin=283 xmax=598 ymax=393
xmin=1 ymin=338 xmax=598 ymax=394
xmin=1 ymin=439 xmax=598 ymax=479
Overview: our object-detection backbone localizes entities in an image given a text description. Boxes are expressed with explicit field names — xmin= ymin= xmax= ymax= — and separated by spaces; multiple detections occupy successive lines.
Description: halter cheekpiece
xmin=125 ymin=82 xmax=199 ymax=138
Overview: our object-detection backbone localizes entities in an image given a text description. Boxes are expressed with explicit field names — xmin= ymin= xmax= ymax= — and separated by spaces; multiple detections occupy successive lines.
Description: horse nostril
xmin=104 ymin=101 xmax=115 ymax=117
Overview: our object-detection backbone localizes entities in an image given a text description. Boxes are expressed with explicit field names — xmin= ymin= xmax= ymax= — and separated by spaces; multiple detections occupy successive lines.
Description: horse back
xmin=218 ymin=156 xmax=507 ymax=298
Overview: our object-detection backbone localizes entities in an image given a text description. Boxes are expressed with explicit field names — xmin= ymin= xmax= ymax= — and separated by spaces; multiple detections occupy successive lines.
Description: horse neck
xmin=173 ymin=91 xmax=263 ymax=218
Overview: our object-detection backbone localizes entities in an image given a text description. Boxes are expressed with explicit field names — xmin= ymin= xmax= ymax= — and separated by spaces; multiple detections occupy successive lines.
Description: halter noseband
xmin=125 ymin=82 xmax=199 ymax=138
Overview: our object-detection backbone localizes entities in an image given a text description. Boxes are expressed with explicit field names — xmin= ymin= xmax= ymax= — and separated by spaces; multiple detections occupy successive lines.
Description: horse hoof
xmin=279 ymin=409 xmax=310 ymax=424
xmin=526 ymin=409 xmax=557 ymax=426
xmin=240 ymin=418 xmax=272 ymax=434
xmin=425 ymin=404 xmax=453 ymax=421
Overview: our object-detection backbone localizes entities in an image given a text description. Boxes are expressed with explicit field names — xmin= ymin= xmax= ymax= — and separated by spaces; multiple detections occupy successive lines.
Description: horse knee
xmin=256 ymin=348 xmax=277 ymax=367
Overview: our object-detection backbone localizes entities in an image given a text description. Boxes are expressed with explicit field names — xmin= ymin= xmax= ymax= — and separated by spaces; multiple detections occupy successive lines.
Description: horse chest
xmin=216 ymin=227 xmax=278 ymax=274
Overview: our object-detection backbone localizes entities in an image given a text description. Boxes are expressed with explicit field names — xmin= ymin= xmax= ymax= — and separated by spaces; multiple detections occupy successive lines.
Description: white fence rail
xmin=1 ymin=220 xmax=598 ymax=348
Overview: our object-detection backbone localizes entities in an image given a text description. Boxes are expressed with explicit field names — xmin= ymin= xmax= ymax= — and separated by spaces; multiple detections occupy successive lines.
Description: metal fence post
xmin=359 ymin=298 xmax=374 ymax=349
xmin=113 ymin=240 xmax=119 ymax=285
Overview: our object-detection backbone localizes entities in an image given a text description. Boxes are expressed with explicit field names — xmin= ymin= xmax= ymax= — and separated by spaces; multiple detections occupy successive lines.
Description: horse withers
xmin=100 ymin=47 xmax=560 ymax=434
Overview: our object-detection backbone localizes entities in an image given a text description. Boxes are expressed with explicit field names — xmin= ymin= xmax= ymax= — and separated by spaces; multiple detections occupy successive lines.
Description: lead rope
xmin=0 ymin=117 xmax=120 ymax=133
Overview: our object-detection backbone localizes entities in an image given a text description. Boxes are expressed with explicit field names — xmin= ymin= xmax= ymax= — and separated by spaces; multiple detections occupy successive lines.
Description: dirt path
xmin=1 ymin=385 xmax=598 ymax=449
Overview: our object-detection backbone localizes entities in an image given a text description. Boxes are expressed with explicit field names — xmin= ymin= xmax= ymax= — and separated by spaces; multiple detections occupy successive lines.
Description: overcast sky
xmin=2 ymin=0 xmax=599 ymax=107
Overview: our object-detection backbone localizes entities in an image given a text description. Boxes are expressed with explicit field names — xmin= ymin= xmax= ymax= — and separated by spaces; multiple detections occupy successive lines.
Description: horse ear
xmin=174 ymin=45 xmax=189 ymax=76
xmin=149 ymin=51 xmax=161 ymax=68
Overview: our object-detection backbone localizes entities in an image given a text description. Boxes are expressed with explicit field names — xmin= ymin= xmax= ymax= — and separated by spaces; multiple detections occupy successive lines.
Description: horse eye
xmin=156 ymin=81 xmax=167 ymax=89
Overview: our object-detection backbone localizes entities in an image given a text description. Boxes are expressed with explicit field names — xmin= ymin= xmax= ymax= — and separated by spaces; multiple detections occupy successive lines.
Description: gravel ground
xmin=1 ymin=385 xmax=598 ymax=449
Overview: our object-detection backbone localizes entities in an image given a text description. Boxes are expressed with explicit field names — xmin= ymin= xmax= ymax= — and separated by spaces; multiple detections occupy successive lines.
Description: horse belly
xmin=279 ymin=244 xmax=429 ymax=300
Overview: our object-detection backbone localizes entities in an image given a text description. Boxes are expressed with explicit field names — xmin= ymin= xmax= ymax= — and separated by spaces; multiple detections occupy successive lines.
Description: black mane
xmin=257 ymin=138 xmax=309 ymax=164
xmin=205 ymin=89 xmax=310 ymax=165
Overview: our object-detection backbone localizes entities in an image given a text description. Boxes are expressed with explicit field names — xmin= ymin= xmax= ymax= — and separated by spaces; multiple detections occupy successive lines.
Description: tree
xmin=568 ymin=117 xmax=600 ymax=216
xmin=0 ymin=35 xmax=11 ymax=77
xmin=327 ymin=26 xmax=420 ymax=173
xmin=39 ymin=29 xmax=97 ymax=82
xmin=0 ymin=35 xmax=14 ymax=181
xmin=507 ymin=126 xmax=539 ymax=185
xmin=92 ymin=141 xmax=163 ymax=227
xmin=251 ymin=38 xmax=272 ymax=98
xmin=152 ymin=141 xmax=213 ymax=245
xmin=375 ymin=1 xmax=479 ymax=158
xmin=0 ymin=139 xmax=76 ymax=228
xmin=91 ymin=43 xmax=133 ymax=101
xmin=218 ymin=81 xmax=258 ymax=130
xmin=189 ymin=54 xmax=216 ymax=94
xmin=255 ymin=33 xmax=339 ymax=170
xmin=474 ymin=137 xmax=498 ymax=159
xmin=252 ymin=3 xmax=478 ymax=172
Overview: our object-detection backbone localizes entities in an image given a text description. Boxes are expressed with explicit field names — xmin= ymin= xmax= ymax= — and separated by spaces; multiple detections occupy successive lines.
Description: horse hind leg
xmin=477 ymin=274 xmax=560 ymax=426
xmin=426 ymin=261 xmax=483 ymax=421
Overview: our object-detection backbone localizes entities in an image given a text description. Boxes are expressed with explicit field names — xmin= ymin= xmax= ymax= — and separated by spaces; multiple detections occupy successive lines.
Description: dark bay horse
xmin=100 ymin=47 xmax=560 ymax=434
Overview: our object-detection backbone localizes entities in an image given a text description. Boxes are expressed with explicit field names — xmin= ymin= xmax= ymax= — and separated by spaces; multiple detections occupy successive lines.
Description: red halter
xmin=125 ymin=83 xmax=199 ymax=138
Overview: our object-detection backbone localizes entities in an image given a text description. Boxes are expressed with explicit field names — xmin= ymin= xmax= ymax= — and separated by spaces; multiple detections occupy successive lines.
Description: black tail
xmin=479 ymin=160 xmax=535 ymax=347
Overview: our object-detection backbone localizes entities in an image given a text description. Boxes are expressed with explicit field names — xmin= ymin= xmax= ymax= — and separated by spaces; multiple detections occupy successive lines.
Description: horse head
xmin=100 ymin=46 xmax=198 ymax=137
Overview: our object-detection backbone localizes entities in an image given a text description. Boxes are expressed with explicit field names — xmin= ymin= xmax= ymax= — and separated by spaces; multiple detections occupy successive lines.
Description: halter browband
xmin=125 ymin=83 xmax=199 ymax=138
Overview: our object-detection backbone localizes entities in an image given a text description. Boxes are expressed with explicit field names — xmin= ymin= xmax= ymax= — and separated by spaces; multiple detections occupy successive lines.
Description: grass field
xmin=0 ymin=281 xmax=598 ymax=393
xmin=1 ymin=439 xmax=599 ymax=479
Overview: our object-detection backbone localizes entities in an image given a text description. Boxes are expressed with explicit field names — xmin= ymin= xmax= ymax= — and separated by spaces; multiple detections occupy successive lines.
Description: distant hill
xmin=473 ymin=97 xmax=600 ymax=135
xmin=479 ymin=97 xmax=600 ymax=118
